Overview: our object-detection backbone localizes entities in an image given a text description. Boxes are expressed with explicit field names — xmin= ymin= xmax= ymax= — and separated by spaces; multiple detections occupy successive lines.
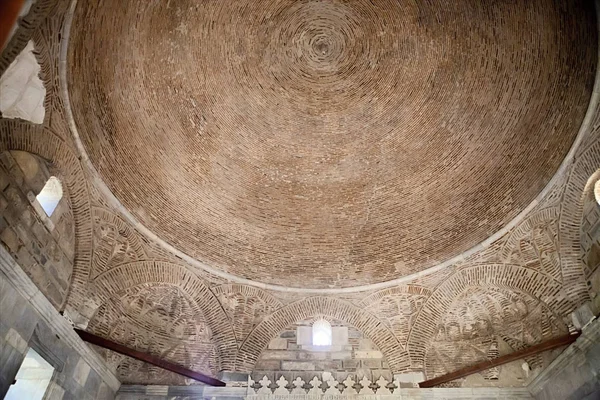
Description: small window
xmin=312 ymin=319 xmax=332 ymax=346
xmin=595 ymin=180 xmax=600 ymax=206
xmin=36 ymin=176 xmax=62 ymax=216
xmin=5 ymin=348 xmax=55 ymax=400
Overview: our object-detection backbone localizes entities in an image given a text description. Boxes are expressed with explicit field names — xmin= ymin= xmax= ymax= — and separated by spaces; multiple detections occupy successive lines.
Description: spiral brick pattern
xmin=67 ymin=0 xmax=596 ymax=288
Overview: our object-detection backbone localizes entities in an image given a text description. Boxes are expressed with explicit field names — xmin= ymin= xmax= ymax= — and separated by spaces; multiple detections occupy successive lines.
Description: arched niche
xmin=251 ymin=316 xmax=393 ymax=385
xmin=87 ymin=282 xmax=218 ymax=385
xmin=236 ymin=297 xmax=409 ymax=373
xmin=424 ymin=285 xmax=567 ymax=387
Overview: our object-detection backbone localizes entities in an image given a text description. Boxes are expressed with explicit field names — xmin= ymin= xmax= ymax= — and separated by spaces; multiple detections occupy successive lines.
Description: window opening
xmin=312 ymin=319 xmax=332 ymax=346
xmin=5 ymin=348 xmax=55 ymax=400
xmin=36 ymin=176 xmax=62 ymax=216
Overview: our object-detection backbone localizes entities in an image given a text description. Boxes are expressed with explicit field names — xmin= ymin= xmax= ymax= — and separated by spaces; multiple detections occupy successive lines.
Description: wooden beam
xmin=74 ymin=329 xmax=226 ymax=387
xmin=0 ymin=0 xmax=25 ymax=51
xmin=419 ymin=332 xmax=580 ymax=388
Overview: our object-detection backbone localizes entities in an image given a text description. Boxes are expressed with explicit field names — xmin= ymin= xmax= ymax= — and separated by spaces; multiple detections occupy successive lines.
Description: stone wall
xmin=0 ymin=265 xmax=116 ymax=399
xmin=0 ymin=150 xmax=74 ymax=309
xmin=252 ymin=320 xmax=392 ymax=385
xmin=582 ymin=173 xmax=600 ymax=312
xmin=529 ymin=317 xmax=600 ymax=400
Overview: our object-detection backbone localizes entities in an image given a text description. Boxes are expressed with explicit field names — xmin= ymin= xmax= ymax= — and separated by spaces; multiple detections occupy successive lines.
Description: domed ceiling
xmin=67 ymin=0 xmax=596 ymax=289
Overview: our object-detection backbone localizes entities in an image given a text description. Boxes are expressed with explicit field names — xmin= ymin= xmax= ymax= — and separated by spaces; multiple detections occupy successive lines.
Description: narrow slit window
xmin=36 ymin=176 xmax=62 ymax=216
xmin=312 ymin=319 xmax=332 ymax=346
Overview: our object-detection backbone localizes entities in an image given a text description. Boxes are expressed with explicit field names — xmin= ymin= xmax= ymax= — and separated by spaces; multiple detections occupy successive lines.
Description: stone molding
xmin=0 ymin=245 xmax=121 ymax=391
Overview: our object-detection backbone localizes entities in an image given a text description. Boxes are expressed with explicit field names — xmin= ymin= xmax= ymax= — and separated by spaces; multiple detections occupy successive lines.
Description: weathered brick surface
xmin=0 ymin=0 xmax=599 ymax=390
xmin=67 ymin=0 xmax=595 ymax=290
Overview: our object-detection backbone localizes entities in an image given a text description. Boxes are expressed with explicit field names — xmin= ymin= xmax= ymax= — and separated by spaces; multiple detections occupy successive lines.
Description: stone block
xmin=7 ymin=166 xmax=24 ymax=187
xmin=12 ymin=305 xmax=38 ymax=340
xmin=394 ymin=371 xmax=425 ymax=384
xmin=280 ymin=330 xmax=296 ymax=339
xmin=332 ymin=327 xmax=348 ymax=345
xmin=0 ymin=343 xmax=24 ymax=380
xmin=96 ymin=383 xmax=114 ymax=400
xmin=359 ymin=338 xmax=374 ymax=350
xmin=45 ymin=381 xmax=66 ymax=400
xmin=281 ymin=361 xmax=316 ymax=371
xmin=260 ymin=350 xmax=297 ymax=360
xmin=314 ymin=360 xmax=342 ymax=371
xmin=297 ymin=326 xmax=312 ymax=345
xmin=298 ymin=352 xmax=327 ymax=360
xmin=354 ymin=350 xmax=383 ymax=359
xmin=342 ymin=359 xmax=360 ymax=369
xmin=72 ymin=358 xmax=91 ymax=387
xmin=330 ymin=351 xmax=352 ymax=360
xmin=5 ymin=328 xmax=28 ymax=354
xmin=361 ymin=359 xmax=382 ymax=368
xmin=0 ymin=194 xmax=8 ymax=212
xmin=268 ymin=338 xmax=289 ymax=350
xmin=0 ymin=173 xmax=9 ymax=191
xmin=254 ymin=360 xmax=281 ymax=371
xmin=0 ymin=227 xmax=19 ymax=253
xmin=83 ymin=368 xmax=102 ymax=397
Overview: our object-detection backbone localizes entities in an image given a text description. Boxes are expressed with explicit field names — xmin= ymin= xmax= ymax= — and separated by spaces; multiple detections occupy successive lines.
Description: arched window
xmin=312 ymin=319 xmax=332 ymax=346
xmin=595 ymin=179 xmax=600 ymax=206
xmin=36 ymin=176 xmax=62 ymax=217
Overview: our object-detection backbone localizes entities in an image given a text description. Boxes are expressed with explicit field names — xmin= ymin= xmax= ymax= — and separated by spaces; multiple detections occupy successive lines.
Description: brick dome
xmin=67 ymin=0 xmax=596 ymax=289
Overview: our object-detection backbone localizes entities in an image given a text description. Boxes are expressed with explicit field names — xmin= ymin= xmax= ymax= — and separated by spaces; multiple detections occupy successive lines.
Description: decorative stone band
xmin=249 ymin=375 xmax=398 ymax=396
xmin=245 ymin=391 xmax=533 ymax=400
xmin=0 ymin=245 xmax=120 ymax=392
xmin=117 ymin=385 xmax=533 ymax=400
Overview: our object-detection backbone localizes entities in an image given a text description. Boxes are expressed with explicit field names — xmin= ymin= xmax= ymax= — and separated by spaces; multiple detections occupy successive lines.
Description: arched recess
xmin=0 ymin=119 xmax=92 ymax=311
xmin=212 ymin=284 xmax=283 ymax=345
xmin=407 ymin=264 xmax=568 ymax=369
xmin=423 ymin=285 xmax=567 ymax=383
xmin=88 ymin=282 xmax=218 ymax=384
xmin=91 ymin=207 xmax=146 ymax=279
xmin=356 ymin=285 xmax=431 ymax=346
xmin=559 ymin=139 xmax=600 ymax=305
xmin=236 ymin=296 xmax=409 ymax=373
xmin=91 ymin=261 xmax=238 ymax=371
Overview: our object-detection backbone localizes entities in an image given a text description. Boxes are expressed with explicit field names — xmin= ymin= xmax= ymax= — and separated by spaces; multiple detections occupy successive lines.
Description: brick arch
xmin=92 ymin=261 xmax=238 ymax=370
xmin=559 ymin=139 xmax=600 ymax=304
xmin=91 ymin=207 xmax=146 ymax=278
xmin=0 ymin=119 xmax=92 ymax=310
xmin=236 ymin=296 xmax=409 ymax=373
xmin=407 ymin=264 xmax=569 ymax=368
